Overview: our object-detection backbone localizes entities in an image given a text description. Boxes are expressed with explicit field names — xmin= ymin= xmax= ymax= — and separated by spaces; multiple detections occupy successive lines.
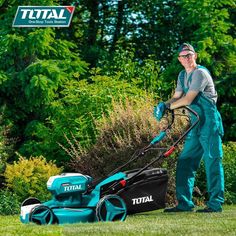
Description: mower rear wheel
xmin=96 ymin=194 xmax=127 ymax=222
xmin=21 ymin=197 xmax=41 ymax=207
xmin=30 ymin=205 xmax=55 ymax=225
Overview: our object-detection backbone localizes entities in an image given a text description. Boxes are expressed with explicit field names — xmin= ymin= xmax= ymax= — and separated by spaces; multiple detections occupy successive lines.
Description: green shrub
xmin=100 ymin=48 xmax=167 ymax=95
xmin=18 ymin=74 xmax=149 ymax=166
xmin=0 ymin=120 xmax=15 ymax=175
xmin=222 ymin=142 xmax=236 ymax=204
xmin=0 ymin=189 xmax=20 ymax=215
xmin=0 ymin=120 xmax=15 ymax=188
xmin=64 ymin=98 xmax=160 ymax=178
xmin=4 ymin=155 xmax=62 ymax=202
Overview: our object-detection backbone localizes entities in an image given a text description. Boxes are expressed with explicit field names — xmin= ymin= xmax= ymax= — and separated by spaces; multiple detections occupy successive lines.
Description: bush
xmin=4 ymin=155 xmax=62 ymax=202
xmin=0 ymin=119 xmax=16 ymax=188
xmin=222 ymin=142 xmax=236 ymax=204
xmin=0 ymin=119 xmax=15 ymax=175
xmin=0 ymin=189 xmax=20 ymax=215
xmin=18 ymin=74 xmax=149 ymax=166
xmin=67 ymin=98 xmax=162 ymax=177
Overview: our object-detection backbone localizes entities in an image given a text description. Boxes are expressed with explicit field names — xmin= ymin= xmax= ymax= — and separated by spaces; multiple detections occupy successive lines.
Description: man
xmin=154 ymin=43 xmax=224 ymax=212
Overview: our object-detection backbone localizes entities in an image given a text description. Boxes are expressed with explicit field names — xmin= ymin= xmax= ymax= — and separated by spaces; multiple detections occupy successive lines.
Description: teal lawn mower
xmin=20 ymin=106 xmax=199 ymax=225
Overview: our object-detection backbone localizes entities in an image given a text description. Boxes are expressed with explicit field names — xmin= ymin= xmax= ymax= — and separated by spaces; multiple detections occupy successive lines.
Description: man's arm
xmin=165 ymin=91 xmax=183 ymax=105
xmin=169 ymin=91 xmax=199 ymax=110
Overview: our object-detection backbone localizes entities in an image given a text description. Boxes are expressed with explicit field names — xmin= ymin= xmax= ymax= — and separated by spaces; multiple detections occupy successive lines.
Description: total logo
xmin=132 ymin=195 xmax=154 ymax=205
xmin=63 ymin=184 xmax=82 ymax=192
xmin=13 ymin=6 xmax=75 ymax=27
xmin=20 ymin=8 xmax=68 ymax=20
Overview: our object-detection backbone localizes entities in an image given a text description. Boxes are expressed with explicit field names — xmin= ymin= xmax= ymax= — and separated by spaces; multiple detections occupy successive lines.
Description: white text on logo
xmin=20 ymin=9 xmax=66 ymax=20
xmin=132 ymin=195 xmax=154 ymax=205
xmin=64 ymin=185 xmax=82 ymax=192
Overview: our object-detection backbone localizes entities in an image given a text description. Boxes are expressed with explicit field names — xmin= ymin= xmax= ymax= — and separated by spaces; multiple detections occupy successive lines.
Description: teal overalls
xmin=176 ymin=66 xmax=224 ymax=211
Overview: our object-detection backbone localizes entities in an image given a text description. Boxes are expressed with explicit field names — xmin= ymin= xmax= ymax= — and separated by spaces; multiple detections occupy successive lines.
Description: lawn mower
xmin=20 ymin=106 xmax=199 ymax=225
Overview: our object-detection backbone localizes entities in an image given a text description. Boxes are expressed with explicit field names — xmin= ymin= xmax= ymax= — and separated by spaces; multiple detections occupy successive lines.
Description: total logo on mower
xmin=132 ymin=195 xmax=154 ymax=205
xmin=62 ymin=184 xmax=82 ymax=192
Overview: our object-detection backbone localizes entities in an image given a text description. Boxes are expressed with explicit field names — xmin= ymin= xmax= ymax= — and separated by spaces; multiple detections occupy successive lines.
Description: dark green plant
xmin=222 ymin=142 xmax=236 ymax=204
xmin=0 ymin=189 xmax=20 ymax=215
xmin=0 ymin=115 xmax=15 ymax=180
xmin=17 ymin=73 xmax=149 ymax=166
xmin=99 ymin=47 xmax=174 ymax=98
xmin=0 ymin=0 xmax=88 ymax=165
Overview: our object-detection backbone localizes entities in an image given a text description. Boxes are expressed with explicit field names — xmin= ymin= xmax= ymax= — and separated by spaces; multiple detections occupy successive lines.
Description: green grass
xmin=0 ymin=205 xmax=236 ymax=236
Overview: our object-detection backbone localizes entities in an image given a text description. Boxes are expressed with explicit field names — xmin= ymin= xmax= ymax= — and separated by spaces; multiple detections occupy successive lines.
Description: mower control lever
xmin=150 ymin=108 xmax=174 ymax=145
xmin=150 ymin=131 xmax=166 ymax=145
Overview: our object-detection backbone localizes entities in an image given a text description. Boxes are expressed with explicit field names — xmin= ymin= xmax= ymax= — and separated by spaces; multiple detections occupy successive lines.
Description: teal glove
xmin=154 ymin=102 xmax=167 ymax=121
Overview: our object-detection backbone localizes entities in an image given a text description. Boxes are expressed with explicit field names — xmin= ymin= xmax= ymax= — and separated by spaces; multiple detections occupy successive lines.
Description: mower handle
xmin=119 ymin=105 xmax=200 ymax=187
xmin=88 ymin=106 xmax=200 ymax=194
xmin=108 ymin=106 xmax=199 ymax=176
xmin=150 ymin=106 xmax=199 ymax=146
xmin=105 ymin=106 xmax=200 ymax=192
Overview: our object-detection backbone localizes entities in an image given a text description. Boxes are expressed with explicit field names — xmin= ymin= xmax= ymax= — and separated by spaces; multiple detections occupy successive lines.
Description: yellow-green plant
xmin=4 ymin=155 xmax=62 ymax=201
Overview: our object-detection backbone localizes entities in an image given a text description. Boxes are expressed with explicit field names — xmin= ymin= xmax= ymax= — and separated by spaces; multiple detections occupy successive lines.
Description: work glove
xmin=154 ymin=102 xmax=170 ymax=121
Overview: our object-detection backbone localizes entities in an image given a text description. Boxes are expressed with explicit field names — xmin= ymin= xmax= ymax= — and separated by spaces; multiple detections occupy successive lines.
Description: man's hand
xmin=154 ymin=102 xmax=169 ymax=121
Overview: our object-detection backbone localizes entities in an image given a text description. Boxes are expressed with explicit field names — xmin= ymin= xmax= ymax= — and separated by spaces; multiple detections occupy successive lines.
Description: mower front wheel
xmin=96 ymin=194 xmax=127 ymax=222
xmin=30 ymin=205 xmax=55 ymax=225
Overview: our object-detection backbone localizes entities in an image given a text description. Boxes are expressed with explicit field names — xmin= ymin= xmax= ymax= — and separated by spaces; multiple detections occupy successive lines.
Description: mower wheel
xmin=30 ymin=205 xmax=55 ymax=225
xmin=21 ymin=197 xmax=41 ymax=207
xmin=96 ymin=194 xmax=127 ymax=222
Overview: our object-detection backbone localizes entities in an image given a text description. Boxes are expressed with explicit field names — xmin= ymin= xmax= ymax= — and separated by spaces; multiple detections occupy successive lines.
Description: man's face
xmin=178 ymin=50 xmax=197 ymax=68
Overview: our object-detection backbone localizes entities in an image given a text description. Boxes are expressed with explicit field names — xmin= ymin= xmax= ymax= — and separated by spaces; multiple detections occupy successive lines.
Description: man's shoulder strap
xmin=196 ymin=65 xmax=211 ymax=76
xmin=179 ymin=70 xmax=185 ymax=88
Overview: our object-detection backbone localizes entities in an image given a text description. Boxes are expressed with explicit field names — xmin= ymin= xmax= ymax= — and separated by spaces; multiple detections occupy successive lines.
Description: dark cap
xmin=178 ymin=43 xmax=195 ymax=53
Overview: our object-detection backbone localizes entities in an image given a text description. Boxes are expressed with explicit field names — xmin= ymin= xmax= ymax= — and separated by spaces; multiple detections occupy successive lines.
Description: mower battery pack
xmin=118 ymin=168 xmax=168 ymax=214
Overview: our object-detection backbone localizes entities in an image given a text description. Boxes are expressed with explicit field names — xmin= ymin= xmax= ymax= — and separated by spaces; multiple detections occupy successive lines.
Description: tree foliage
xmin=0 ymin=0 xmax=88 ymax=164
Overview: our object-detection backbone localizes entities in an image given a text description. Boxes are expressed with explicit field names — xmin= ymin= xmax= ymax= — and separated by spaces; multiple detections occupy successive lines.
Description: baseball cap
xmin=178 ymin=43 xmax=195 ymax=53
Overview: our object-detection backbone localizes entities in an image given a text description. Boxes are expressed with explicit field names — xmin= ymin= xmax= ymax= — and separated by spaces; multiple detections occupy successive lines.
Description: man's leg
xmin=202 ymin=134 xmax=224 ymax=212
xmin=175 ymin=135 xmax=203 ymax=211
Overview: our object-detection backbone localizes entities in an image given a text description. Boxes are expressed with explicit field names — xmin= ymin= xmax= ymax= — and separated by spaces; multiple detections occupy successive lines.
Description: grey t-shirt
xmin=175 ymin=67 xmax=218 ymax=103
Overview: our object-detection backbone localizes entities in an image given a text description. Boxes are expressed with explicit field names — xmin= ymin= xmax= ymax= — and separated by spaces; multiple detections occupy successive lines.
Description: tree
xmin=0 ymin=0 xmax=150 ymax=165
xmin=0 ymin=0 xmax=88 ymax=163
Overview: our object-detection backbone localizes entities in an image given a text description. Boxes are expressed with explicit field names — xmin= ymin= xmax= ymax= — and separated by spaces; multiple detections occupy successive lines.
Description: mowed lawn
xmin=0 ymin=205 xmax=235 ymax=236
